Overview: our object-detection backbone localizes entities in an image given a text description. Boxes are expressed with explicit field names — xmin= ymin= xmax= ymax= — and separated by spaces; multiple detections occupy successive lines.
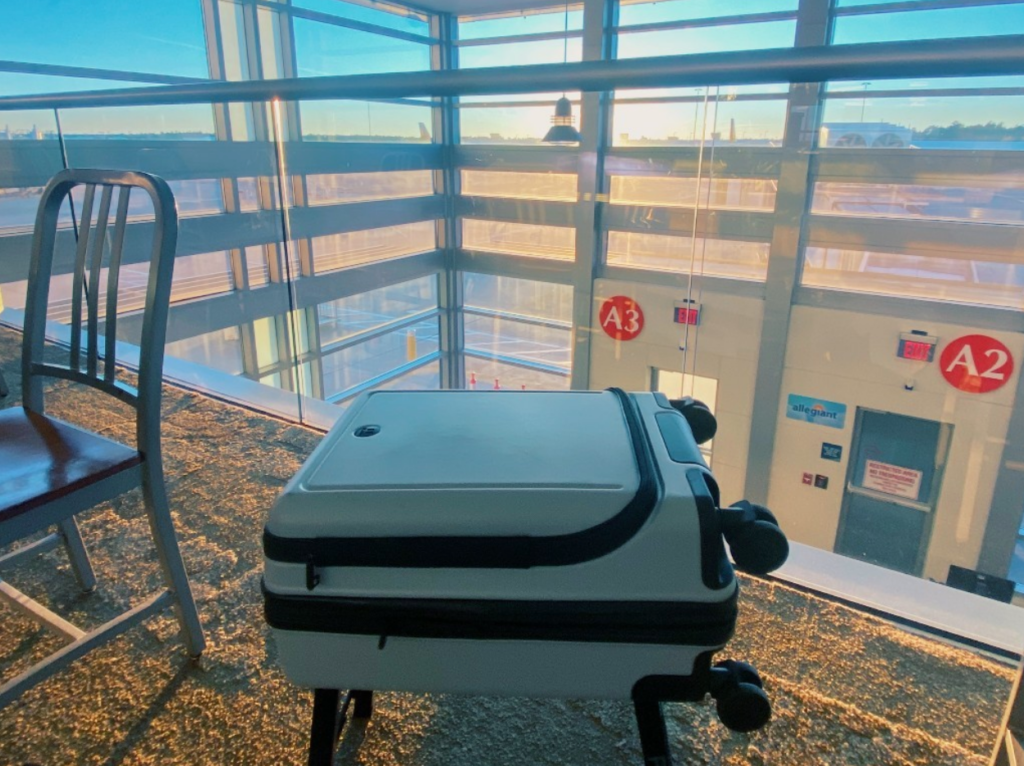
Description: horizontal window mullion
xmin=257 ymin=0 xmax=438 ymax=44
xmin=319 ymin=308 xmax=440 ymax=354
xmin=794 ymin=285 xmax=1024 ymax=324
xmin=290 ymin=195 xmax=444 ymax=239
xmin=453 ymin=146 xmax=580 ymax=173
xmin=0 ymin=60 xmax=207 ymax=86
xmin=812 ymin=149 xmax=1024 ymax=184
xmin=457 ymin=197 xmax=577 ymax=226
xmin=463 ymin=349 xmax=570 ymax=378
xmin=463 ymin=306 xmax=573 ymax=331
xmin=825 ymin=87 xmax=1024 ymax=99
xmin=616 ymin=10 xmax=797 ymax=35
xmin=455 ymin=29 xmax=585 ymax=47
xmin=805 ymin=215 xmax=1024 ymax=264
xmin=328 ymin=351 xmax=441 ymax=403
xmin=604 ymin=206 xmax=776 ymax=240
xmin=600 ymin=264 xmax=768 ymax=297
xmin=613 ymin=92 xmax=790 ymax=105
xmin=606 ymin=147 xmax=783 ymax=178
xmin=454 ymin=250 xmax=576 ymax=284
xmin=832 ymin=0 xmax=1023 ymax=18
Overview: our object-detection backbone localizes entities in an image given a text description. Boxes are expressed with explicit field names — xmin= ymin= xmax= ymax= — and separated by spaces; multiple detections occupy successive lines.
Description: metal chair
xmin=0 ymin=169 xmax=205 ymax=708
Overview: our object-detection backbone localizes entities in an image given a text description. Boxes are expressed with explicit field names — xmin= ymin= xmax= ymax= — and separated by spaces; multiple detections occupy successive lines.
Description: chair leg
xmin=141 ymin=467 xmax=206 ymax=658
xmin=58 ymin=518 xmax=97 ymax=592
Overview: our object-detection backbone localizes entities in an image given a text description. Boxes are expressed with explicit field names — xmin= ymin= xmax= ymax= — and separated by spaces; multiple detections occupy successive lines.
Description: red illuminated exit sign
xmin=673 ymin=302 xmax=701 ymax=326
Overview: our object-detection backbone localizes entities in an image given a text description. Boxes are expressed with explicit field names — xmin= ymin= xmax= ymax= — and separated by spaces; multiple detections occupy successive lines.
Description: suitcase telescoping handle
xmin=718 ymin=500 xmax=789 ymax=576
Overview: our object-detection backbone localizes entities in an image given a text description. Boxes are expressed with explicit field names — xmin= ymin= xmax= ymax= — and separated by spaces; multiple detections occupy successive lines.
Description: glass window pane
xmin=306 ymin=171 xmax=434 ymax=205
xmin=461 ymin=219 xmax=575 ymax=261
xmin=617 ymin=21 xmax=796 ymax=59
xmin=293 ymin=0 xmax=430 ymax=36
xmin=607 ymin=230 xmax=770 ymax=280
xmin=465 ymin=314 xmax=572 ymax=371
xmin=300 ymin=100 xmax=433 ymax=142
xmin=245 ymin=246 xmax=269 ymax=288
xmin=802 ymin=246 xmax=1024 ymax=309
xmin=465 ymin=356 xmax=570 ymax=391
xmin=294 ymin=18 xmax=431 ymax=76
xmin=612 ymin=99 xmax=788 ymax=147
xmin=0 ymin=2 xmax=208 ymax=78
xmin=833 ymin=5 xmax=1024 ymax=44
xmin=459 ymin=97 xmax=583 ymax=145
xmin=373 ymin=359 xmax=442 ymax=392
xmin=318 ymin=276 xmax=438 ymax=347
xmin=321 ymin=318 xmax=439 ymax=397
xmin=812 ymin=181 xmax=1024 ymax=224
xmin=459 ymin=8 xmax=582 ymax=40
xmin=464 ymin=273 xmax=574 ymax=322
xmin=166 ymin=327 xmax=245 ymax=376
xmin=610 ymin=176 xmax=777 ymax=211
xmin=458 ymin=38 xmax=582 ymax=69
xmin=820 ymin=94 xmax=1024 ymax=151
xmin=311 ymin=221 xmax=437 ymax=273
xmin=170 ymin=251 xmax=234 ymax=303
xmin=461 ymin=170 xmax=578 ymax=202
xmin=619 ymin=0 xmax=797 ymax=26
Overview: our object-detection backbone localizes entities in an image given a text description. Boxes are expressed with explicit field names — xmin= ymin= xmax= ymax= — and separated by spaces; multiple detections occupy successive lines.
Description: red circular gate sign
xmin=939 ymin=334 xmax=1014 ymax=394
xmin=599 ymin=295 xmax=644 ymax=341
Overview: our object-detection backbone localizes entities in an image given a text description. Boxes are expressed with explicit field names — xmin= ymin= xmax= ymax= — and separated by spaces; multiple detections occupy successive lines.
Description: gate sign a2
xmin=599 ymin=295 xmax=644 ymax=341
xmin=939 ymin=334 xmax=1014 ymax=394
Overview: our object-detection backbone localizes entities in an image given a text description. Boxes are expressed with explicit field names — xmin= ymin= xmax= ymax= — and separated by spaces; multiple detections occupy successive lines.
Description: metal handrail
xmin=0 ymin=36 xmax=1023 ymax=111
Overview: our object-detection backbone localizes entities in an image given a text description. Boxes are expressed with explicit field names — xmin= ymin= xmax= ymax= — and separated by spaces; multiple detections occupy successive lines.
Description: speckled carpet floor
xmin=0 ymin=327 xmax=1014 ymax=766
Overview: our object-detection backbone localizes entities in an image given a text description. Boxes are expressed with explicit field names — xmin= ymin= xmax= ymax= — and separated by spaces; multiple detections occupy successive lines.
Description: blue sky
xmin=0 ymin=1 xmax=1022 ymax=138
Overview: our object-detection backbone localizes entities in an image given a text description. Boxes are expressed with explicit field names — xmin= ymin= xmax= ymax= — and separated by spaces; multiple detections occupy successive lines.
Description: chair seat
xmin=0 ymin=408 xmax=141 ymax=523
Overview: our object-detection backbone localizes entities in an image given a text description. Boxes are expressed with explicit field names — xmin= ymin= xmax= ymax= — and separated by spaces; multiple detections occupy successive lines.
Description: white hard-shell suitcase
xmin=262 ymin=389 xmax=788 ymax=766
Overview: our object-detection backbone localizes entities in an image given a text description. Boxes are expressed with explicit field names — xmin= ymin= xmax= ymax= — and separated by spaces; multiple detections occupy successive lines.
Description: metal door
xmin=835 ymin=408 xmax=952 ymax=575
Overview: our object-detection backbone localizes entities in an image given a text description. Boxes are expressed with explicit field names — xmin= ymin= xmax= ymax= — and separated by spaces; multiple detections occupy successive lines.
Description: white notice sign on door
xmin=862 ymin=460 xmax=923 ymax=501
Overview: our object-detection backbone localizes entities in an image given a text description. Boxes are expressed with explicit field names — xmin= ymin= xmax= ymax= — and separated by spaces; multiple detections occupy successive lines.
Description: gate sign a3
xmin=939 ymin=334 xmax=1014 ymax=394
xmin=599 ymin=295 xmax=644 ymax=341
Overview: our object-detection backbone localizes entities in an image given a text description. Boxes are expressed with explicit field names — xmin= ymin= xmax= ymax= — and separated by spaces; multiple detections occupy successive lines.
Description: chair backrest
xmin=21 ymin=169 xmax=177 ymax=454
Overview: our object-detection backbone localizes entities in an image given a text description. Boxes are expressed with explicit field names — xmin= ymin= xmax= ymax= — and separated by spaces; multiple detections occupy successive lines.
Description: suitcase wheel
xmin=669 ymin=397 xmax=718 ymax=445
xmin=720 ymin=501 xmax=789 ymax=575
xmin=714 ymin=659 xmax=762 ymax=689
xmin=715 ymin=681 xmax=771 ymax=733
xmin=711 ymin=660 xmax=772 ymax=733
xmin=727 ymin=520 xmax=789 ymax=576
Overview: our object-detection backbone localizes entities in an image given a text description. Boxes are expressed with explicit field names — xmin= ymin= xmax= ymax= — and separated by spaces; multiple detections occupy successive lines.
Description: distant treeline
xmin=913 ymin=122 xmax=1024 ymax=142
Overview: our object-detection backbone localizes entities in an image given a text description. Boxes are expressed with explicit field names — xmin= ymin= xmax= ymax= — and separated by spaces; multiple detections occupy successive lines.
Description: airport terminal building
xmin=1 ymin=0 xmax=1024 ymax=638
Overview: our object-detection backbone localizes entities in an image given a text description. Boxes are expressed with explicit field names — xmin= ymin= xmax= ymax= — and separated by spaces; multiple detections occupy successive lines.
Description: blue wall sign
xmin=821 ymin=443 xmax=843 ymax=462
xmin=786 ymin=394 xmax=847 ymax=430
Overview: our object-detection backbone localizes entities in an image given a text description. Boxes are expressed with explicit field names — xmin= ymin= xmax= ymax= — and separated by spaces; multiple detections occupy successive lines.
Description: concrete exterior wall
xmin=588 ymin=284 xmax=1022 ymax=584
xmin=766 ymin=306 xmax=1022 ymax=583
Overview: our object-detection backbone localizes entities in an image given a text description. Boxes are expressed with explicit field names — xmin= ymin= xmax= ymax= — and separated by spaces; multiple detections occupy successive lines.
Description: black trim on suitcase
xmin=262 ymin=583 xmax=737 ymax=646
xmin=263 ymin=388 xmax=662 ymax=572
xmin=685 ymin=469 xmax=734 ymax=591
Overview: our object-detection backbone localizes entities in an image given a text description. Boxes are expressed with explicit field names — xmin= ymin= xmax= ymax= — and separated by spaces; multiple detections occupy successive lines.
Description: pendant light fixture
xmin=543 ymin=2 xmax=582 ymax=144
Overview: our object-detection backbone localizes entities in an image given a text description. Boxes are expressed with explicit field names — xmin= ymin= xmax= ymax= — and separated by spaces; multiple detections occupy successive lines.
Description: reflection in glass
xmin=461 ymin=170 xmax=578 ymax=202
xmin=311 ymin=221 xmax=437 ymax=273
xmin=610 ymin=176 xmax=777 ymax=211
xmin=802 ymin=246 xmax=1024 ymax=309
xmin=607 ymin=230 xmax=770 ymax=280
xmin=461 ymin=219 xmax=575 ymax=260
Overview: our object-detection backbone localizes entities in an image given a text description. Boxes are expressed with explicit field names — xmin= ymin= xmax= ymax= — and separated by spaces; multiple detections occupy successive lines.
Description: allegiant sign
xmin=786 ymin=394 xmax=847 ymax=430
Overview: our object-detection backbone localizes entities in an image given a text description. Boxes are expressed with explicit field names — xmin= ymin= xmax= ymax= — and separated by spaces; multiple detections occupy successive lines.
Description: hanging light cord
xmin=561 ymin=2 xmax=569 ymax=96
